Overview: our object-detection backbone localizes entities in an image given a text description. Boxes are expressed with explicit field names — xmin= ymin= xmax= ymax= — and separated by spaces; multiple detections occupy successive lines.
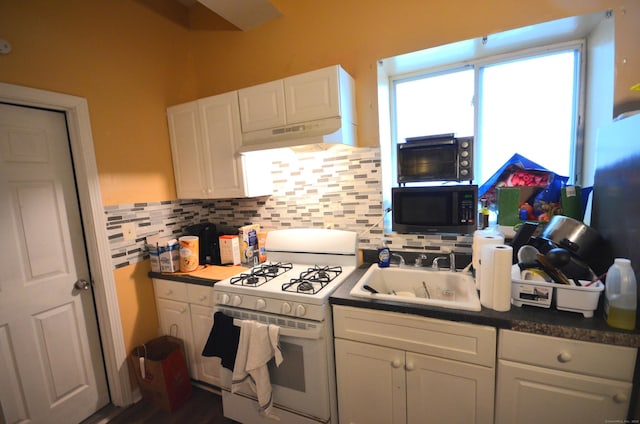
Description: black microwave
xmin=392 ymin=185 xmax=477 ymax=234
xmin=397 ymin=133 xmax=473 ymax=183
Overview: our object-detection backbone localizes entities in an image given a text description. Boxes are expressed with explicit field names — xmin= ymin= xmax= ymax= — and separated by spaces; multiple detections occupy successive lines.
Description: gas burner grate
xmin=281 ymin=265 xmax=343 ymax=295
xmin=230 ymin=262 xmax=293 ymax=287
xmin=252 ymin=262 xmax=293 ymax=278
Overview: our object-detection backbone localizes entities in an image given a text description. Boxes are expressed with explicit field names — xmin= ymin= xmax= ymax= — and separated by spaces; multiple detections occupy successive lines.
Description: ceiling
xmin=136 ymin=0 xmax=282 ymax=31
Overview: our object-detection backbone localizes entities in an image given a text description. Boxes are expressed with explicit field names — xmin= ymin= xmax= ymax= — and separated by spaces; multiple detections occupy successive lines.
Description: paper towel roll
xmin=479 ymin=244 xmax=512 ymax=312
xmin=472 ymin=231 xmax=505 ymax=288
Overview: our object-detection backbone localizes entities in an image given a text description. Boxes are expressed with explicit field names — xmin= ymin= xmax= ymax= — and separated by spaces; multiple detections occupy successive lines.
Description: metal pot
xmin=541 ymin=215 xmax=601 ymax=259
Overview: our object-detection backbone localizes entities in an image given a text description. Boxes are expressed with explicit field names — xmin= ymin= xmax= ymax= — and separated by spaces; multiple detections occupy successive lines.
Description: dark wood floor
xmin=83 ymin=386 xmax=239 ymax=424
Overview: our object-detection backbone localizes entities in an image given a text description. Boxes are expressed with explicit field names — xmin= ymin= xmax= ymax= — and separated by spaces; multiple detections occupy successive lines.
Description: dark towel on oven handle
xmin=201 ymin=311 xmax=241 ymax=370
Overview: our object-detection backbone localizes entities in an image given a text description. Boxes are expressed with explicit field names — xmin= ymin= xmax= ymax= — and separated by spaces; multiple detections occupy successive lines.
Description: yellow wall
xmin=0 ymin=0 xmax=192 ymax=206
xmin=188 ymin=0 xmax=640 ymax=145
xmin=1 ymin=0 xmax=638 ymax=359
xmin=114 ymin=261 xmax=159 ymax=352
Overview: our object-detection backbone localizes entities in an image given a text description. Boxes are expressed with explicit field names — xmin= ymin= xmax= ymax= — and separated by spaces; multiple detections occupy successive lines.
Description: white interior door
xmin=0 ymin=104 xmax=109 ymax=423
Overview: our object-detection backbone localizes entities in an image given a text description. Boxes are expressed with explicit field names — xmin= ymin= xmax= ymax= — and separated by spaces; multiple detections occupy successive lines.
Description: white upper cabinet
xmin=238 ymin=80 xmax=286 ymax=132
xmin=284 ymin=66 xmax=340 ymax=124
xmin=239 ymin=65 xmax=348 ymax=132
xmin=167 ymin=91 xmax=272 ymax=199
xmin=237 ymin=65 xmax=356 ymax=152
xmin=167 ymin=102 xmax=207 ymax=199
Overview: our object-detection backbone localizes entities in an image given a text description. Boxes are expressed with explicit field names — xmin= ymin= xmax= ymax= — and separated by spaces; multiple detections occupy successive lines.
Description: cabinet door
xmin=238 ymin=80 xmax=286 ymax=132
xmin=190 ymin=304 xmax=221 ymax=387
xmin=406 ymin=352 xmax=494 ymax=424
xmin=334 ymin=339 xmax=406 ymax=424
xmin=155 ymin=298 xmax=196 ymax=378
xmin=496 ymin=359 xmax=632 ymax=424
xmin=284 ymin=66 xmax=340 ymax=124
xmin=167 ymin=102 xmax=208 ymax=198
xmin=198 ymin=92 xmax=246 ymax=199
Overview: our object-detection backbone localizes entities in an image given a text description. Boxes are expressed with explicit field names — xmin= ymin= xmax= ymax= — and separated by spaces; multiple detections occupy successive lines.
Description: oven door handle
xmin=232 ymin=318 xmax=323 ymax=340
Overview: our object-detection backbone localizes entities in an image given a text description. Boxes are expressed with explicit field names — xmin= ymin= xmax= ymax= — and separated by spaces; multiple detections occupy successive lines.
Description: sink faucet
xmin=432 ymin=251 xmax=456 ymax=272
xmin=391 ymin=252 xmax=405 ymax=267
xmin=414 ymin=254 xmax=428 ymax=267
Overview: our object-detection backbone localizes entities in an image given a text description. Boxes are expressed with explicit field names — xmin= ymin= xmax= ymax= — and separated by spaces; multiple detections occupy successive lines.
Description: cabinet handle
xmin=199 ymin=295 xmax=207 ymax=301
xmin=613 ymin=392 xmax=628 ymax=404
xmin=165 ymin=289 xmax=173 ymax=295
xmin=180 ymin=307 xmax=187 ymax=313
xmin=405 ymin=362 xmax=415 ymax=371
xmin=557 ymin=351 xmax=572 ymax=363
xmin=391 ymin=359 xmax=402 ymax=368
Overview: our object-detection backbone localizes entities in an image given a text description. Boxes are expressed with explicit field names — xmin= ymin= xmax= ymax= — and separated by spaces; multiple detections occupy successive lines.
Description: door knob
xmin=74 ymin=279 xmax=90 ymax=290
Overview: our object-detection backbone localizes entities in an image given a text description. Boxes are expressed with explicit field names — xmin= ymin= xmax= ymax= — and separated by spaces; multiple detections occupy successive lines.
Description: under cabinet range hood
xmin=238 ymin=65 xmax=357 ymax=153
xmin=239 ymin=115 xmax=356 ymax=152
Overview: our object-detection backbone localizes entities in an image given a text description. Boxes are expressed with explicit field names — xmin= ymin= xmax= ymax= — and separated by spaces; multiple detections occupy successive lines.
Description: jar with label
xmin=604 ymin=258 xmax=637 ymax=330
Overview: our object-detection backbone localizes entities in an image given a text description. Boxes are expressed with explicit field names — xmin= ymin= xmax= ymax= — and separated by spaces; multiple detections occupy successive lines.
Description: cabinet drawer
xmin=333 ymin=306 xmax=496 ymax=367
xmin=153 ymin=278 xmax=189 ymax=302
xmin=187 ymin=284 xmax=215 ymax=307
xmin=499 ymin=330 xmax=637 ymax=381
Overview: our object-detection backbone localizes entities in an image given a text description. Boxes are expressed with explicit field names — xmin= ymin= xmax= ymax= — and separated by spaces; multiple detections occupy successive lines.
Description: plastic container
xmin=510 ymin=265 xmax=604 ymax=317
xmin=604 ymin=258 xmax=637 ymax=330
xmin=377 ymin=238 xmax=390 ymax=268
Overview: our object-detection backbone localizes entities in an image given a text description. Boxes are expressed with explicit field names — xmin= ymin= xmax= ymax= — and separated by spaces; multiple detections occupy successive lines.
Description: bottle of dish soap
xmin=378 ymin=237 xmax=390 ymax=268
xmin=604 ymin=258 xmax=637 ymax=330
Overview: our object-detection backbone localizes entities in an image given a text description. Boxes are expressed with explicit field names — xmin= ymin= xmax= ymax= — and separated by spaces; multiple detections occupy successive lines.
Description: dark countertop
xmin=330 ymin=263 xmax=640 ymax=348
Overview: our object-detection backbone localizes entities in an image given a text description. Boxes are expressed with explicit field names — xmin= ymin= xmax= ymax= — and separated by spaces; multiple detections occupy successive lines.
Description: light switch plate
xmin=122 ymin=222 xmax=136 ymax=241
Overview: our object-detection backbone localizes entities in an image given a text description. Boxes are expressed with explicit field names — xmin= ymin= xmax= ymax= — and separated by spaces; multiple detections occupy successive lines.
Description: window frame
xmin=388 ymin=39 xmax=586 ymax=188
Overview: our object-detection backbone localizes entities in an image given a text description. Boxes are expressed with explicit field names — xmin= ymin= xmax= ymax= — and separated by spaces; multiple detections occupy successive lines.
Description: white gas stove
xmin=214 ymin=228 xmax=358 ymax=424
xmin=214 ymin=228 xmax=358 ymax=322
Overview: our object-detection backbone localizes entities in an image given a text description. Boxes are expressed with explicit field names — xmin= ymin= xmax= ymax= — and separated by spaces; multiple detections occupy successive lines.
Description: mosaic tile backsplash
xmin=105 ymin=146 xmax=472 ymax=269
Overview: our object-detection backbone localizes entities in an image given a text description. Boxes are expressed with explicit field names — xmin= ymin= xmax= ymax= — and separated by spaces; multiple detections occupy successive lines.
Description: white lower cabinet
xmin=333 ymin=305 xmax=496 ymax=424
xmin=496 ymin=329 xmax=637 ymax=424
xmin=153 ymin=279 xmax=221 ymax=387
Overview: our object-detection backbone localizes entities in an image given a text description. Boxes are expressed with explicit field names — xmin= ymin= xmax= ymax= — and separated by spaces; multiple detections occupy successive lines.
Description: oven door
xmin=217 ymin=307 xmax=331 ymax=422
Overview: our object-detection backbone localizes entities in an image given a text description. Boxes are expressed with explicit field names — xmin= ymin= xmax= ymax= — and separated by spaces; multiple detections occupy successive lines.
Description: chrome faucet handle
xmin=449 ymin=250 xmax=456 ymax=272
xmin=414 ymin=254 xmax=428 ymax=267
xmin=432 ymin=256 xmax=447 ymax=270
xmin=391 ymin=253 xmax=405 ymax=267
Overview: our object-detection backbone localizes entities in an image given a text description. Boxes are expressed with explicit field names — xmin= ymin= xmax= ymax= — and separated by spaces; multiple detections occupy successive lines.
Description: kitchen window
xmin=391 ymin=43 xmax=583 ymax=186
xmin=378 ymin=11 xmax=613 ymax=233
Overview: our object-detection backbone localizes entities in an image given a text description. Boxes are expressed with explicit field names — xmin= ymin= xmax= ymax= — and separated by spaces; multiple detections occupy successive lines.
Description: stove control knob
xmin=281 ymin=302 xmax=292 ymax=314
xmin=295 ymin=304 xmax=307 ymax=317
xmin=256 ymin=298 xmax=267 ymax=310
xmin=232 ymin=295 xmax=242 ymax=307
xmin=219 ymin=293 xmax=230 ymax=305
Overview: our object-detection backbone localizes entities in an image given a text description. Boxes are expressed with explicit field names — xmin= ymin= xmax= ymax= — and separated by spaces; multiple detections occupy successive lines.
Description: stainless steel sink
xmin=350 ymin=264 xmax=481 ymax=311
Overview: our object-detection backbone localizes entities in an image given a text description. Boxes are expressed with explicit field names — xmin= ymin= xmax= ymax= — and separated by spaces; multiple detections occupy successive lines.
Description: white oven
xmin=216 ymin=306 xmax=335 ymax=423
xmin=210 ymin=228 xmax=358 ymax=424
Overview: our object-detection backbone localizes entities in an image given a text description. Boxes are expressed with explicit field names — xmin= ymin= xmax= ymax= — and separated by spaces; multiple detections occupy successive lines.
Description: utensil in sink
xmin=362 ymin=284 xmax=379 ymax=294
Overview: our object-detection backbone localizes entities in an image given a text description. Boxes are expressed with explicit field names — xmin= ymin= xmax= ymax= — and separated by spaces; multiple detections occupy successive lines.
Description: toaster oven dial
xmin=460 ymin=160 xmax=469 ymax=167
xmin=256 ymin=298 xmax=267 ymax=310
xmin=460 ymin=150 xmax=469 ymax=157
